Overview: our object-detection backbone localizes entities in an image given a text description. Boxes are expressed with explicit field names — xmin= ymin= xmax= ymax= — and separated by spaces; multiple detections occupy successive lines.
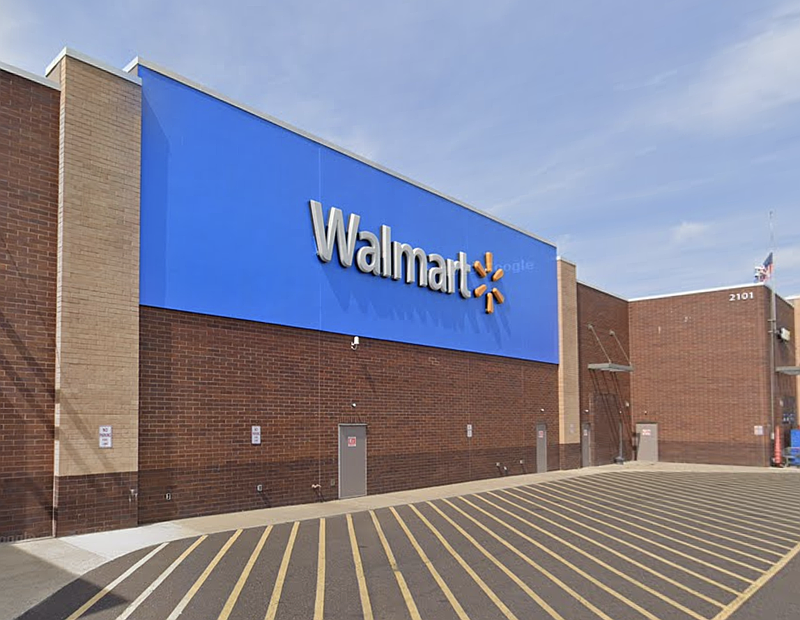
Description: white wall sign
xmin=99 ymin=425 xmax=112 ymax=449
xmin=251 ymin=425 xmax=261 ymax=445
xmin=466 ymin=424 xmax=473 ymax=438
xmin=754 ymin=425 xmax=764 ymax=436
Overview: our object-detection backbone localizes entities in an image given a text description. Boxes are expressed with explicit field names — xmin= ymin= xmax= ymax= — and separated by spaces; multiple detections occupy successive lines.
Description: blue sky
xmin=2 ymin=0 xmax=798 ymax=299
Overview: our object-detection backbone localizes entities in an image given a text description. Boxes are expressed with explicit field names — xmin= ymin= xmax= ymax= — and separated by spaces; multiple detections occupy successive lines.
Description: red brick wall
xmin=576 ymin=284 xmax=632 ymax=465
xmin=630 ymin=285 xmax=775 ymax=466
xmin=776 ymin=295 xmax=797 ymax=440
xmin=0 ymin=70 xmax=59 ymax=540
xmin=53 ymin=472 xmax=138 ymax=536
xmin=138 ymin=307 xmax=559 ymax=524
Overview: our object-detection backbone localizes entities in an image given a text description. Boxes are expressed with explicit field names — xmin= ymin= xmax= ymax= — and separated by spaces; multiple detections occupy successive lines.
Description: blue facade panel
xmin=138 ymin=66 xmax=558 ymax=363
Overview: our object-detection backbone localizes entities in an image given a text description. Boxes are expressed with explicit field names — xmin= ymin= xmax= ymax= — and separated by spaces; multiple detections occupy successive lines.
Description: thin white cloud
xmin=671 ymin=221 xmax=710 ymax=245
xmin=613 ymin=69 xmax=678 ymax=92
xmin=652 ymin=2 xmax=800 ymax=132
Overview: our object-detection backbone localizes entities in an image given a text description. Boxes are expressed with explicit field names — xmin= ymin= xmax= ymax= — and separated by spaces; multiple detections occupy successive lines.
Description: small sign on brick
xmin=99 ymin=426 xmax=112 ymax=449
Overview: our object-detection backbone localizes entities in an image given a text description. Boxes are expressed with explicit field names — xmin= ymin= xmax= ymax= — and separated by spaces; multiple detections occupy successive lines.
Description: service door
xmin=339 ymin=424 xmax=367 ymax=499
xmin=636 ymin=423 xmax=659 ymax=462
xmin=581 ymin=423 xmax=592 ymax=467
xmin=536 ymin=424 xmax=548 ymax=473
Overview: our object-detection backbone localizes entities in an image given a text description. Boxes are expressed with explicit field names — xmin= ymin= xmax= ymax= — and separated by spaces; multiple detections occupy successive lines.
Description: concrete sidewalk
xmin=2 ymin=461 xmax=796 ymax=619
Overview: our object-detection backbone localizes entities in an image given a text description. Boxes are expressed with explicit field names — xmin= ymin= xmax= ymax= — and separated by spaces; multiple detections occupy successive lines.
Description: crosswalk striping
xmin=578 ymin=475 xmax=800 ymax=534
xmin=390 ymin=505 xmax=472 ymax=620
xmin=369 ymin=509 xmax=422 ymax=620
xmin=497 ymin=488 xmax=728 ymax=609
xmin=116 ymin=536 xmax=207 ymax=620
xmin=424 ymin=500 xmax=567 ymax=620
xmin=534 ymin=484 xmax=774 ymax=568
xmin=218 ymin=525 xmax=272 ymax=620
xmin=165 ymin=530 xmax=242 ymax=620
xmin=265 ymin=521 xmax=299 ymax=620
xmin=30 ymin=471 xmax=800 ymax=620
xmin=408 ymin=502 xmax=521 ymax=620
xmin=313 ymin=518 xmax=326 ymax=620
xmin=507 ymin=486 xmax=743 ymax=596
xmin=562 ymin=477 xmax=793 ymax=552
xmin=64 ymin=542 xmax=168 ymax=620
xmin=518 ymin=483 xmax=760 ymax=583
xmin=347 ymin=513 xmax=374 ymax=620
xmin=440 ymin=496 xmax=618 ymax=620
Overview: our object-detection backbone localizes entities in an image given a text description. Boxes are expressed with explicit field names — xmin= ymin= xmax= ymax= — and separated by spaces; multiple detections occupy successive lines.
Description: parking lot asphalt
xmin=7 ymin=465 xmax=800 ymax=620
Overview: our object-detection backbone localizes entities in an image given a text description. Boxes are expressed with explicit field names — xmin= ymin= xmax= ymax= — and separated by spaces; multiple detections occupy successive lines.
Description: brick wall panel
xmin=629 ymin=285 xmax=792 ymax=466
xmin=0 ymin=69 xmax=59 ymax=540
xmin=577 ymin=284 xmax=632 ymax=464
xmin=138 ymin=307 xmax=558 ymax=524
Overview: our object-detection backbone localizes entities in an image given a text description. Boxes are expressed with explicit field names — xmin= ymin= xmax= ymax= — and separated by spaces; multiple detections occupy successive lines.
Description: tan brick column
xmin=46 ymin=50 xmax=141 ymax=535
xmin=557 ymin=258 xmax=580 ymax=468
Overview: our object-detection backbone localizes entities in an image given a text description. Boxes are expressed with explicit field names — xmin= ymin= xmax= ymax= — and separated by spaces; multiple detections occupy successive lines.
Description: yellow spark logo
xmin=473 ymin=251 xmax=505 ymax=314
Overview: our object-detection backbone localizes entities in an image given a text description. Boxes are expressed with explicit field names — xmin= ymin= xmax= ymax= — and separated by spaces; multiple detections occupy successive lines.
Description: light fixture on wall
xmin=351 ymin=336 xmax=360 ymax=350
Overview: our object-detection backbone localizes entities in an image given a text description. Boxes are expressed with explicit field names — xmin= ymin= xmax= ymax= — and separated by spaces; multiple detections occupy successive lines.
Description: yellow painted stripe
xmin=65 ymin=543 xmax=168 ymax=620
xmin=500 ymin=488 xmax=726 ymax=609
xmin=480 ymin=493 xmax=706 ymax=620
xmin=570 ymin=476 xmax=800 ymax=543
xmin=166 ymin=530 xmax=243 ymax=620
xmin=568 ymin=477 xmax=798 ymax=545
xmin=390 ymin=506 xmax=471 ymax=620
xmin=441 ymin=498 xmax=615 ymax=620
xmin=591 ymin=475 xmax=800 ymax=532
xmin=117 ymin=535 xmax=208 ymax=620
xmin=616 ymin=474 xmax=800 ymax=508
xmin=426 ymin=501 xmax=567 ymax=620
xmin=510 ymin=487 xmax=740 ymax=596
xmin=408 ymin=504 xmax=520 ymax=620
xmin=218 ymin=525 xmax=272 ymax=620
xmin=529 ymin=484 xmax=767 ymax=574
xmin=347 ymin=513 xmax=374 ymax=620
xmin=559 ymin=480 xmax=783 ymax=559
xmin=567 ymin=477 xmax=792 ymax=551
xmin=313 ymin=519 xmax=326 ymax=620
xmin=516 ymin=485 xmax=748 ymax=587
xmin=370 ymin=510 xmax=422 ymax=620
xmin=264 ymin=522 xmax=300 ymax=620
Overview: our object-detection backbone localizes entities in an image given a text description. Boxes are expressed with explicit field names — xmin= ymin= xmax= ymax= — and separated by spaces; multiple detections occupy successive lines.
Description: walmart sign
xmin=137 ymin=64 xmax=558 ymax=363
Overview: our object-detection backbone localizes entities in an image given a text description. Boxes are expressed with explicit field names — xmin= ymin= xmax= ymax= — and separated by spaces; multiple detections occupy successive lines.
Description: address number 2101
xmin=729 ymin=291 xmax=754 ymax=301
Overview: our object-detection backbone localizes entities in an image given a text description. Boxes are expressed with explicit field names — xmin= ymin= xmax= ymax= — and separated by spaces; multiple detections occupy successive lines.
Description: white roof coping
xmin=0 ymin=59 xmax=59 ymax=90
xmin=124 ymin=56 xmax=554 ymax=247
xmin=630 ymin=282 xmax=766 ymax=302
xmin=46 ymin=47 xmax=141 ymax=85
xmin=576 ymin=280 xmax=628 ymax=302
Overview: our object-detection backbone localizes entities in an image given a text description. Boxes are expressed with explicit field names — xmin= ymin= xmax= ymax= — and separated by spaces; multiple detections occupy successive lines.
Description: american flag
xmin=754 ymin=252 xmax=774 ymax=282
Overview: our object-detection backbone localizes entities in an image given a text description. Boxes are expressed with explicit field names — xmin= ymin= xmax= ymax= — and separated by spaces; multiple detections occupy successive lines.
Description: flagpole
xmin=768 ymin=211 xmax=778 ymax=464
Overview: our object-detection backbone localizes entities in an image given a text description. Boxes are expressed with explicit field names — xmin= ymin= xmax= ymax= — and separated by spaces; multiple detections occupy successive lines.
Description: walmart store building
xmin=2 ymin=49 xmax=798 ymax=539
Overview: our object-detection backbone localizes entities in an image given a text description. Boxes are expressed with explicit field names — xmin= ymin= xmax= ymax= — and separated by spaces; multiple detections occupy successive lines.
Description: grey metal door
xmin=581 ymin=423 xmax=592 ymax=467
xmin=536 ymin=424 xmax=548 ymax=473
xmin=339 ymin=424 xmax=367 ymax=499
xmin=636 ymin=423 xmax=658 ymax=462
